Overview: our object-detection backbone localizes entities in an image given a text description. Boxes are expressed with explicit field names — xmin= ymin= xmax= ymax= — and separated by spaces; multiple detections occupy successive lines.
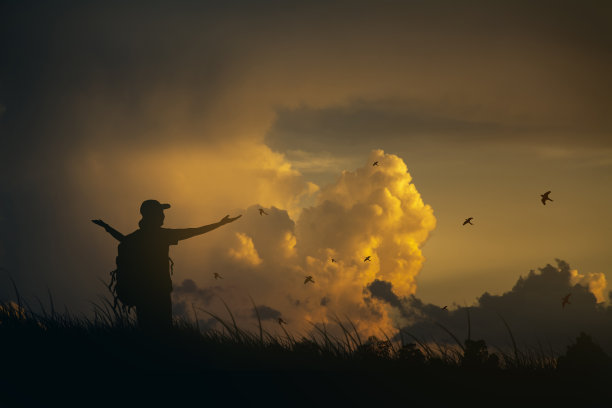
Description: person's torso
xmin=123 ymin=228 xmax=174 ymax=291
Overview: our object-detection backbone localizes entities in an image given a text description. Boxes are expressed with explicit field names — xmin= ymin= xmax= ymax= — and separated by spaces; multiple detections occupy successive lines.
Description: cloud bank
xmin=367 ymin=259 xmax=612 ymax=353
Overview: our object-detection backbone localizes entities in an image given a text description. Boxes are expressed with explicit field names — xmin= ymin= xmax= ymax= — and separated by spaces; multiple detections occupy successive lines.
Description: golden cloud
xmin=228 ymin=232 xmax=263 ymax=267
xmin=570 ymin=269 xmax=608 ymax=303
xmin=177 ymin=150 xmax=436 ymax=338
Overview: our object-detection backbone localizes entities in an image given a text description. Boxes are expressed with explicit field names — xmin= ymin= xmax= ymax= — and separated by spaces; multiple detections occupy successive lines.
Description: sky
xmin=1 ymin=1 xmax=611 ymax=347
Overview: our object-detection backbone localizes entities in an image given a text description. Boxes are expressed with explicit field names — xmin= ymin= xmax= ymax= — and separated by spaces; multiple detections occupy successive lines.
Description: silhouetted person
xmin=92 ymin=199 xmax=241 ymax=333
xmin=363 ymin=256 xmax=371 ymax=262
xmin=541 ymin=191 xmax=553 ymax=205
xmin=463 ymin=217 xmax=474 ymax=225
xmin=304 ymin=275 xmax=314 ymax=284
xmin=213 ymin=272 xmax=223 ymax=280
xmin=562 ymin=293 xmax=571 ymax=308
xmin=259 ymin=208 xmax=268 ymax=216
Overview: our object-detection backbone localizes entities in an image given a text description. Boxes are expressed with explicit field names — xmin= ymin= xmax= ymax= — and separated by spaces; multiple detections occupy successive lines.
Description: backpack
xmin=109 ymin=235 xmax=143 ymax=310
xmin=108 ymin=233 xmax=175 ymax=311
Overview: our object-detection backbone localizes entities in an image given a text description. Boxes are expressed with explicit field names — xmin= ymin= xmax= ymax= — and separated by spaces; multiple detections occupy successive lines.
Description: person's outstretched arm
xmin=91 ymin=219 xmax=125 ymax=242
xmin=171 ymin=214 xmax=242 ymax=242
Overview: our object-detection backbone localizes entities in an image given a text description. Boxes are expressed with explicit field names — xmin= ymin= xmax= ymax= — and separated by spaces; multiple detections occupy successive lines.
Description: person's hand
xmin=91 ymin=219 xmax=108 ymax=229
xmin=220 ymin=214 xmax=242 ymax=225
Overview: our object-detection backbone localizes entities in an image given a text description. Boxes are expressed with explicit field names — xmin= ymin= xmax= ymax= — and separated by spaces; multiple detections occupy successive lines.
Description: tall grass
xmin=0 ymin=284 xmax=597 ymax=374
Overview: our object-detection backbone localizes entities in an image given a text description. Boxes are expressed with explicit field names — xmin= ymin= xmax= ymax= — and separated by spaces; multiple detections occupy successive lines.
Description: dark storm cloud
xmin=265 ymin=101 xmax=529 ymax=155
xmin=173 ymin=278 xmax=219 ymax=302
xmin=366 ymin=279 xmax=402 ymax=308
xmin=2 ymin=0 xmax=611 ymax=159
xmin=172 ymin=279 xmax=222 ymax=312
xmin=174 ymin=280 xmax=283 ymax=326
xmin=260 ymin=0 xmax=612 ymax=155
xmin=372 ymin=260 xmax=612 ymax=353
xmin=0 ymin=1 xmax=237 ymax=157
xmin=253 ymin=304 xmax=282 ymax=321
xmin=172 ymin=278 xmax=227 ymax=330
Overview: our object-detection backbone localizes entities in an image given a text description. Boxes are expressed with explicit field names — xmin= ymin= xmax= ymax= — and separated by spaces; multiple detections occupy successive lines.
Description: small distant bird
xmin=259 ymin=208 xmax=268 ymax=216
xmin=541 ymin=191 xmax=553 ymax=205
xmin=463 ymin=217 xmax=474 ymax=226
xmin=562 ymin=293 xmax=571 ymax=308
xmin=372 ymin=161 xmax=379 ymax=166
xmin=278 ymin=317 xmax=287 ymax=325
xmin=363 ymin=256 xmax=371 ymax=262
xmin=331 ymin=258 xmax=337 ymax=263
xmin=304 ymin=276 xmax=314 ymax=284
xmin=442 ymin=305 xmax=448 ymax=311
xmin=213 ymin=273 xmax=223 ymax=280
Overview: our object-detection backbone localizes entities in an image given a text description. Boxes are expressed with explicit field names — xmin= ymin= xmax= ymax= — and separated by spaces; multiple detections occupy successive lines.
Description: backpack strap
xmin=108 ymin=268 xmax=133 ymax=315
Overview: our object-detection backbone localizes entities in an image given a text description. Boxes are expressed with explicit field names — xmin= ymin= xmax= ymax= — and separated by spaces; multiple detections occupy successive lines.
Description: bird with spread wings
xmin=541 ymin=191 xmax=553 ymax=205
xmin=562 ymin=293 xmax=571 ymax=308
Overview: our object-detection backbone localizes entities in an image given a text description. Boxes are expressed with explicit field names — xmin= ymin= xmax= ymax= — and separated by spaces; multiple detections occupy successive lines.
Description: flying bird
xmin=442 ymin=305 xmax=448 ymax=311
xmin=541 ymin=191 xmax=553 ymax=205
xmin=372 ymin=161 xmax=379 ymax=166
xmin=259 ymin=208 xmax=268 ymax=216
xmin=561 ymin=293 xmax=571 ymax=308
xmin=213 ymin=273 xmax=223 ymax=280
xmin=363 ymin=256 xmax=371 ymax=262
xmin=304 ymin=276 xmax=315 ymax=284
xmin=278 ymin=317 xmax=287 ymax=325
xmin=462 ymin=217 xmax=474 ymax=226
xmin=331 ymin=258 xmax=337 ymax=263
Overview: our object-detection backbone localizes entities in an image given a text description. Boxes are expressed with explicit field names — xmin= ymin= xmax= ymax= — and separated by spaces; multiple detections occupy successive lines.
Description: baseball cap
xmin=140 ymin=199 xmax=171 ymax=215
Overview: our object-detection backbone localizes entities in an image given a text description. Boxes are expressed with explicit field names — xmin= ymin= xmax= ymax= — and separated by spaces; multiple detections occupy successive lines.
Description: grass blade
xmin=497 ymin=313 xmax=519 ymax=367
xmin=248 ymin=295 xmax=263 ymax=345
xmin=435 ymin=322 xmax=465 ymax=352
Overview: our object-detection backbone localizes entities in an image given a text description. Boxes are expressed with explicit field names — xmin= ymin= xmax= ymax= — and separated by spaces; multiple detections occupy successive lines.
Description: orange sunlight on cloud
xmin=167 ymin=149 xmax=436 ymax=337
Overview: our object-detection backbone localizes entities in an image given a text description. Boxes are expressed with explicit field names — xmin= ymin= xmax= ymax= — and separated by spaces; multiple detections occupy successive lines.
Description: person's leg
xmin=157 ymin=291 xmax=172 ymax=330
xmin=136 ymin=303 xmax=156 ymax=332
xmin=136 ymin=292 xmax=172 ymax=334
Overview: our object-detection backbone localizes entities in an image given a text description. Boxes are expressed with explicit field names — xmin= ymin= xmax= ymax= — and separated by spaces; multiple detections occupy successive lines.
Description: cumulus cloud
xmin=171 ymin=150 xmax=436 ymax=337
xmin=228 ymin=233 xmax=263 ymax=267
xmin=569 ymin=269 xmax=608 ymax=303
xmin=371 ymin=259 xmax=612 ymax=353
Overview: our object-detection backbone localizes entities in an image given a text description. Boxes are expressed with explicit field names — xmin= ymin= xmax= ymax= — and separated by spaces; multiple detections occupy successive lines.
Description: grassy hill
xmin=0 ymin=297 xmax=609 ymax=407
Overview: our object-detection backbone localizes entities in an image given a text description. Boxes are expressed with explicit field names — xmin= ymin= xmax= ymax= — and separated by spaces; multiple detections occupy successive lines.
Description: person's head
xmin=139 ymin=199 xmax=170 ymax=229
